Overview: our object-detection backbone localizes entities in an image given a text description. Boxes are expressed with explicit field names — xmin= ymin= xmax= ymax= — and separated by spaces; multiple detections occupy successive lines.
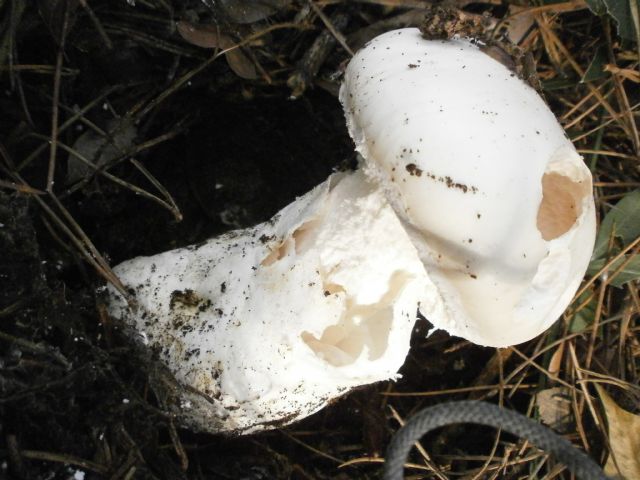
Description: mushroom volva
xmin=104 ymin=28 xmax=595 ymax=433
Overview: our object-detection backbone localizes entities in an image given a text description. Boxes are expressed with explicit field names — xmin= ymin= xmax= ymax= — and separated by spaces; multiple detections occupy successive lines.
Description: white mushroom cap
xmin=340 ymin=28 xmax=596 ymax=347
xmin=105 ymin=170 xmax=435 ymax=433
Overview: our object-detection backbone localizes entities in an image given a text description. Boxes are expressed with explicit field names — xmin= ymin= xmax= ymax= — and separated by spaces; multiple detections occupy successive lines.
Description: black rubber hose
xmin=383 ymin=401 xmax=608 ymax=480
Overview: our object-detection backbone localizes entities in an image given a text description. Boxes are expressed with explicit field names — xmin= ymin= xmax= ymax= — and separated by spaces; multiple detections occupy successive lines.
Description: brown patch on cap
xmin=537 ymin=172 xmax=588 ymax=240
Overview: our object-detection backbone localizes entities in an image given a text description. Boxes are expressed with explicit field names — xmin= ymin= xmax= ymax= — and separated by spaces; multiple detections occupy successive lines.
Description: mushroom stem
xmin=105 ymin=170 xmax=431 ymax=433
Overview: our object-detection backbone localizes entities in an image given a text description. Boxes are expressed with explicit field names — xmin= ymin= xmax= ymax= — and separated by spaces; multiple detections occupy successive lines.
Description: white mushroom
xmin=339 ymin=28 xmax=596 ymax=347
xmin=105 ymin=28 xmax=597 ymax=433
xmin=105 ymin=170 xmax=435 ymax=433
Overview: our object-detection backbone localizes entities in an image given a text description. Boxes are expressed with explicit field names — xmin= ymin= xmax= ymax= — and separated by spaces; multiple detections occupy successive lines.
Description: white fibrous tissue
xmin=105 ymin=28 xmax=596 ymax=433
xmin=106 ymin=171 xmax=435 ymax=433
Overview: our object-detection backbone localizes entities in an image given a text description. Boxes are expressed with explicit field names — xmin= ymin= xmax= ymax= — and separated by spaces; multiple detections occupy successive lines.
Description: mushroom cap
xmin=105 ymin=170 xmax=432 ymax=433
xmin=340 ymin=28 xmax=596 ymax=347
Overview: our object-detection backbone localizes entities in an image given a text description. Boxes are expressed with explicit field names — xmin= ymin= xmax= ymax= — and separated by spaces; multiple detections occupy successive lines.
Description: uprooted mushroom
xmin=104 ymin=28 xmax=595 ymax=434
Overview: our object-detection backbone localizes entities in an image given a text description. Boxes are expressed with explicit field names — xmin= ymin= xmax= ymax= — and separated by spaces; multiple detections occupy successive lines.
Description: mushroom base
xmin=104 ymin=170 xmax=431 ymax=434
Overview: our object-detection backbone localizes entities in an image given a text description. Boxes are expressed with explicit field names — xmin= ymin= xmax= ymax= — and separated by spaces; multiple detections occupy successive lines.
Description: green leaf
xmin=541 ymin=76 xmax=580 ymax=91
xmin=570 ymin=312 xmax=591 ymax=333
xmin=569 ymin=290 xmax=596 ymax=332
xmin=581 ymin=46 xmax=609 ymax=83
xmin=588 ymin=255 xmax=640 ymax=287
xmin=586 ymin=0 xmax=607 ymax=15
xmin=593 ymin=189 xmax=640 ymax=259
xmin=586 ymin=0 xmax=639 ymax=41
xmin=606 ymin=0 xmax=638 ymax=41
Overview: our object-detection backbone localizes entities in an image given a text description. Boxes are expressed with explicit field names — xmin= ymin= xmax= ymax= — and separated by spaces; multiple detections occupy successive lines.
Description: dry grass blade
xmin=78 ymin=0 xmax=113 ymax=49
xmin=279 ymin=430 xmax=344 ymax=464
xmin=567 ymin=342 xmax=601 ymax=434
xmin=167 ymin=418 xmax=188 ymax=471
xmin=129 ymin=158 xmax=182 ymax=221
xmin=506 ymin=0 xmax=588 ymax=17
xmin=2 ymin=148 xmax=129 ymax=298
xmin=0 ymin=64 xmax=79 ymax=74
xmin=604 ymin=64 xmax=640 ymax=83
xmin=603 ymin=21 xmax=640 ymax=154
xmin=510 ymin=347 xmax=576 ymax=392
xmin=0 ymin=178 xmax=44 ymax=194
xmin=537 ymin=14 xmax=634 ymax=143
xmin=38 ymin=194 xmax=130 ymax=298
xmin=0 ymin=330 xmax=70 ymax=369
xmin=45 ymin=15 xmax=67 ymax=192
xmin=308 ymin=0 xmax=353 ymax=56
xmin=338 ymin=456 xmax=434 ymax=471
xmin=45 ymin=136 xmax=182 ymax=220
xmin=563 ymin=87 xmax=615 ymax=131
xmin=16 ymin=85 xmax=123 ymax=171
xmin=15 ymin=450 xmax=109 ymax=475
xmin=383 ymin=384 xmax=539 ymax=397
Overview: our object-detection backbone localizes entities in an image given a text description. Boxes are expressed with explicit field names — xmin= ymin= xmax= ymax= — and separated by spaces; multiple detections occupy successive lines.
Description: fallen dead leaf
xmin=176 ymin=20 xmax=224 ymax=49
xmin=504 ymin=5 xmax=536 ymax=45
xmin=176 ymin=21 xmax=258 ymax=79
xmin=596 ymin=384 xmax=640 ymax=479
xmin=224 ymin=48 xmax=259 ymax=80
xmin=535 ymin=386 xmax=574 ymax=433
xmin=67 ymin=117 xmax=137 ymax=184
xmin=548 ymin=341 xmax=565 ymax=377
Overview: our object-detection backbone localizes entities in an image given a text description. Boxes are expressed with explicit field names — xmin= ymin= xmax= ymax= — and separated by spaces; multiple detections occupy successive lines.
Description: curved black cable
xmin=384 ymin=401 xmax=608 ymax=480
